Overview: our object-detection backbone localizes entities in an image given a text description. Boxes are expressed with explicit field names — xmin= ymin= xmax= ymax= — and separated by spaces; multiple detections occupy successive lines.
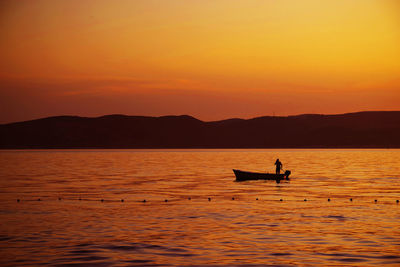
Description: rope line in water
xmin=14 ymin=197 xmax=400 ymax=205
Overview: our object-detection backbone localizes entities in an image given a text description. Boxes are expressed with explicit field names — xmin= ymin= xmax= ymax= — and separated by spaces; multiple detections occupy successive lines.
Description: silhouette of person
xmin=275 ymin=159 xmax=282 ymax=175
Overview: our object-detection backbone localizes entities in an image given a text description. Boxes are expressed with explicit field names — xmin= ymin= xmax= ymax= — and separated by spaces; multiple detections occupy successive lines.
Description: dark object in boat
xmin=233 ymin=169 xmax=291 ymax=182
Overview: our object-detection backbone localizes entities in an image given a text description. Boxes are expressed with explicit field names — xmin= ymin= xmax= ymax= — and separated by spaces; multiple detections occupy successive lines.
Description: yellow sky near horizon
xmin=0 ymin=0 xmax=399 ymax=123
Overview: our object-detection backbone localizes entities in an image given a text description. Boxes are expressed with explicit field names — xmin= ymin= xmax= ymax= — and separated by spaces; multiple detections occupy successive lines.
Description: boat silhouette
xmin=233 ymin=169 xmax=291 ymax=182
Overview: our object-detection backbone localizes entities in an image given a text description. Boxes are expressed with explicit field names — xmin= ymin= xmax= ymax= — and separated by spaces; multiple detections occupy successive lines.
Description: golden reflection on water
xmin=0 ymin=149 xmax=399 ymax=266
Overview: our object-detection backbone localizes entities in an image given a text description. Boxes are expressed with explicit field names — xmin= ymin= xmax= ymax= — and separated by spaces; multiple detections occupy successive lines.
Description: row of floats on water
xmin=16 ymin=197 xmax=400 ymax=204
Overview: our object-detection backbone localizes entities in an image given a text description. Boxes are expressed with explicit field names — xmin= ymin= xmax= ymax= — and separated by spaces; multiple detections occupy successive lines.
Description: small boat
xmin=233 ymin=169 xmax=291 ymax=182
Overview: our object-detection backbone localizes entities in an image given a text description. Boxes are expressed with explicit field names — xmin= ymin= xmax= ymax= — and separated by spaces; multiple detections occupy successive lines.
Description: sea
xmin=0 ymin=149 xmax=399 ymax=266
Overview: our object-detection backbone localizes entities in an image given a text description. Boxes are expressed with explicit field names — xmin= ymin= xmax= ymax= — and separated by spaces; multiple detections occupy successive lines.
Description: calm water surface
xmin=0 ymin=149 xmax=399 ymax=266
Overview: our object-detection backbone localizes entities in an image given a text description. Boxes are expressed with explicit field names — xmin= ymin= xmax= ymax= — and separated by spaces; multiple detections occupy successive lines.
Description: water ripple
xmin=1 ymin=149 xmax=399 ymax=266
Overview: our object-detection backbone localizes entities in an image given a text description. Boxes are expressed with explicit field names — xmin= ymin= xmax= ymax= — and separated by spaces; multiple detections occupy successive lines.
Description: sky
xmin=1 ymin=0 xmax=399 ymax=123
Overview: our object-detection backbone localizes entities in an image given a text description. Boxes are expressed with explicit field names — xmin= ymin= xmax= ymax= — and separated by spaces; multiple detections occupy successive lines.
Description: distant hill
xmin=1 ymin=111 xmax=400 ymax=148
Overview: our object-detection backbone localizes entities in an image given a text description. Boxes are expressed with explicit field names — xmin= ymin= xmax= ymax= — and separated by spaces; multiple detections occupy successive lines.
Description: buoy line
xmin=14 ymin=197 xmax=400 ymax=204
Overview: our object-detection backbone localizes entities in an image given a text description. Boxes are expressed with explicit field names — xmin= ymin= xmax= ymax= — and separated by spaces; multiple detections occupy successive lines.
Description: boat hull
xmin=233 ymin=169 xmax=290 ymax=182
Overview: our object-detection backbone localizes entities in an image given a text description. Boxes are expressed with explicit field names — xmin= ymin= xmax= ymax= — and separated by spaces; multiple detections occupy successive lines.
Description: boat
xmin=233 ymin=169 xmax=291 ymax=182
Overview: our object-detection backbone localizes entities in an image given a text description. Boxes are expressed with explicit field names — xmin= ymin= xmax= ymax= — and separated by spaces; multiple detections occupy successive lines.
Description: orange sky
xmin=1 ymin=0 xmax=399 ymax=123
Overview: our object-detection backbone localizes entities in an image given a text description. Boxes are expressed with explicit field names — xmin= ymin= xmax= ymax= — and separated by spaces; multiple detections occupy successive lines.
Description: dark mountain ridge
xmin=1 ymin=111 xmax=400 ymax=148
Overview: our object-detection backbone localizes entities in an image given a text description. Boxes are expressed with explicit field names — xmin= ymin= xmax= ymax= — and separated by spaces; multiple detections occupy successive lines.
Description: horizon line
xmin=2 ymin=110 xmax=400 ymax=126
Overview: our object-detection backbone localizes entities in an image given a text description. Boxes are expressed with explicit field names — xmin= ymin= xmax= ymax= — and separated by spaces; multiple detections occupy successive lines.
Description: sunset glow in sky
xmin=1 ymin=0 xmax=399 ymax=123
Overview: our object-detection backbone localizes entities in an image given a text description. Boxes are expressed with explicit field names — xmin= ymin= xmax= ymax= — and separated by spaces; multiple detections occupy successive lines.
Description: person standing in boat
xmin=275 ymin=159 xmax=282 ymax=175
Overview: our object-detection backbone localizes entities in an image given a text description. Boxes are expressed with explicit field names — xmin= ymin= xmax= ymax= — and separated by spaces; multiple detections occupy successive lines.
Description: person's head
xmin=276 ymin=158 xmax=279 ymax=162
